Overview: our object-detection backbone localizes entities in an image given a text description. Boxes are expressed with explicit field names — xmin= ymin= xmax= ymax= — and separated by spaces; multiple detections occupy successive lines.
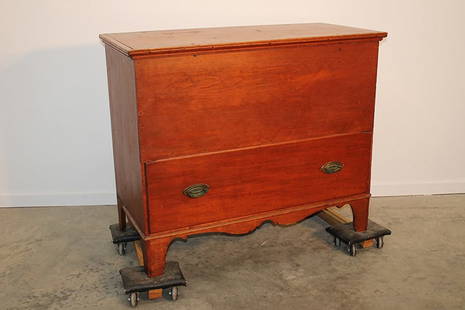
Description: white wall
xmin=1 ymin=0 xmax=464 ymax=207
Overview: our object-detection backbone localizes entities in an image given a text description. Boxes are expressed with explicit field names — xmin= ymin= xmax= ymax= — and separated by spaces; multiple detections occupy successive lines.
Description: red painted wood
xmin=104 ymin=46 xmax=147 ymax=234
xmin=101 ymin=24 xmax=386 ymax=277
xmin=142 ymin=237 xmax=172 ymax=277
xmin=146 ymin=133 xmax=372 ymax=233
xmin=99 ymin=23 xmax=386 ymax=57
xmin=350 ymin=198 xmax=370 ymax=232
xmin=140 ymin=194 xmax=369 ymax=276
xmin=135 ymin=40 xmax=380 ymax=160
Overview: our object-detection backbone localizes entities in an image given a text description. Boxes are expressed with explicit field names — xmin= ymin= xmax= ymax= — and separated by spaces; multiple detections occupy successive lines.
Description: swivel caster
xmin=334 ymin=237 xmax=341 ymax=247
xmin=117 ymin=242 xmax=127 ymax=256
xmin=128 ymin=292 xmax=140 ymax=307
xmin=164 ymin=286 xmax=178 ymax=301
xmin=376 ymin=236 xmax=384 ymax=249
xmin=347 ymin=243 xmax=357 ymax=257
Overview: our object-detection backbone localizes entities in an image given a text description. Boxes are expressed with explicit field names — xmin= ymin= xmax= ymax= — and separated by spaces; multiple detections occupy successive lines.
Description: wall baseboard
xmin=0 ymin=192 xmax=116 ymax=207
xmin=371 ymin=180 xmax=465 ymax=197
xmin=1 ymin=181 xmax=464 ymax=207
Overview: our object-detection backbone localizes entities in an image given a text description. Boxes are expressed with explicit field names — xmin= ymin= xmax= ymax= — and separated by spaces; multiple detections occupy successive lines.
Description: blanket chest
xmin=100 ymin=23 xmax=387 ymax=277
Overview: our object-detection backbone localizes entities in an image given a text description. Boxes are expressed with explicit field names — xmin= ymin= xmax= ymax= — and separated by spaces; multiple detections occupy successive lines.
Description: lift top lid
xmin=100 ymin=23 xmax=387 ymax=57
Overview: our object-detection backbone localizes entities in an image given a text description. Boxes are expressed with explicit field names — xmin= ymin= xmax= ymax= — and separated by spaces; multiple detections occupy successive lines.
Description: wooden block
xmin=318 ymin=207 xmax=351 ymax=226
xmin=361 ymin=239 xmax=374 ymax=248
xmin=148 ymin=289 xmax=163 ymax=300
xmin=134 ymin=241 xmax=144 ymax=266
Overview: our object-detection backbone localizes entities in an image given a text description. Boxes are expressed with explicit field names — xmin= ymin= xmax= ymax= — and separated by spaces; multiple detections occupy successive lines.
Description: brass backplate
xmin=183 ymin=183 xmax=210 ymax=198
xmin=321 ymin=161 xmax=344 ymax=174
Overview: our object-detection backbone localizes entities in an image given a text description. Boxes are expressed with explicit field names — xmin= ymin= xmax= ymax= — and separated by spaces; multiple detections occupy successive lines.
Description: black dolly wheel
xmin=128 ymin=292 xmax=139 ymax=307
xmin=376 ymin=236 xmax=384 ymax=249
xmin=164 ymin=286 xmax=178 ymax=301
xmin=118 ymin=242 xmax=127 ymax=256
xmin=347 ymin=243 xmax=357 ymax=257
xmin=334 ymin=237 xmax=341 ymax=247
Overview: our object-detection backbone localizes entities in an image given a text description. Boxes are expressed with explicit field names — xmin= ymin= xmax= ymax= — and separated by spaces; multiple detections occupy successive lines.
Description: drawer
xmin=135 ymin=40 xmax=379 ymax=160
xmin=145 ymin=133 xmax=372 ymax=233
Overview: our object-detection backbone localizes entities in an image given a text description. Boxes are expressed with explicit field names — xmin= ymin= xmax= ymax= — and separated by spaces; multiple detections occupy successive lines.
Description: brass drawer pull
xmin=183 ymin=184 xmax=210 ymax=198
xmin=321 ymin=161 xmax=344 ymax=174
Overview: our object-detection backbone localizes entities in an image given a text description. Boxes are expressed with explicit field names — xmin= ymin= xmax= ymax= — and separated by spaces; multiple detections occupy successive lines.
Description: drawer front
xmin=146 ymin=133 xmax=372 ymax=233
xmin=136 ymin=40 xmax=380 ymax=160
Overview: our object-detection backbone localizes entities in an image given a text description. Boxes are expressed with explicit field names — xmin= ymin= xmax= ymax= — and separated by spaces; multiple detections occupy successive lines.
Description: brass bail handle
xmin=183 ymin=183 xmax=210 ymax=198
xmin=321 ymin=161 xmax=344 ymax=174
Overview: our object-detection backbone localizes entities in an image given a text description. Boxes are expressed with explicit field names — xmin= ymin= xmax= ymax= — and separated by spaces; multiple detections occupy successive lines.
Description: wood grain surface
xmin=99 ymin=23 xmax=386 ymax=56
xmin=104 ymin=46 xmax=148 ymax=233
xmin=146 ymin=133 xmax=372 ymax=233
xmin=101 ymin=23 xmax=386 ymax=277
xmin=141 ymin=194 xmax=369 ymax=276
xmin=136 ymin=40 xmax=380 ymax=160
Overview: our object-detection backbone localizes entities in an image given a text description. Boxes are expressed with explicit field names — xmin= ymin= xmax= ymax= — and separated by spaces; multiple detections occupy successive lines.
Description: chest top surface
xmin=99 ymin=23 xmax=386 ymax=57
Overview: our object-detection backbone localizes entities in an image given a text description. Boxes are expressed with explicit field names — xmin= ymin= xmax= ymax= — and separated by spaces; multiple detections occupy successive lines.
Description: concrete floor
xmin=1 ymin=195 xmax=465 ymax=310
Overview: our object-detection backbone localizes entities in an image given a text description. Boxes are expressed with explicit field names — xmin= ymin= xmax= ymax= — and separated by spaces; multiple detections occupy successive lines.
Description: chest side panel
xmin=135 ymin=40 xmax=379 ymax=161
xmin=105 ymin=46 xmax=147 ymax=233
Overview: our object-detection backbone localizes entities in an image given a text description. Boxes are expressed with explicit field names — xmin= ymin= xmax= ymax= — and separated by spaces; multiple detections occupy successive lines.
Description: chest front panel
xmin=135 ymin=41 xmax=379 ymax=161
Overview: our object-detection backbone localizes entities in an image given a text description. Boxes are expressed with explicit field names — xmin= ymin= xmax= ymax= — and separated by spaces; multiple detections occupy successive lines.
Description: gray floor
xmin=1 ymin=195 xmax=465 ymax=310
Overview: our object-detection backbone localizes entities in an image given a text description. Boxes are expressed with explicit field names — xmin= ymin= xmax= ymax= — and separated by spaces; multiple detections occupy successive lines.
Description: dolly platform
xmin=120 ymin=261 xmax=187 ymax=307
xmin=109 ymin=224 xmax=187 ymax=307
xmin=326 ymin=220 xmax=391 ymax=256
xmin=109 ymin=224 xmax=140 ymax=255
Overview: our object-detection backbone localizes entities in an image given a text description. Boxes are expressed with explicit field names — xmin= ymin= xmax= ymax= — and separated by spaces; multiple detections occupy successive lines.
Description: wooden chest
xmin=100 ymin=23 xmax=387 ymax=277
